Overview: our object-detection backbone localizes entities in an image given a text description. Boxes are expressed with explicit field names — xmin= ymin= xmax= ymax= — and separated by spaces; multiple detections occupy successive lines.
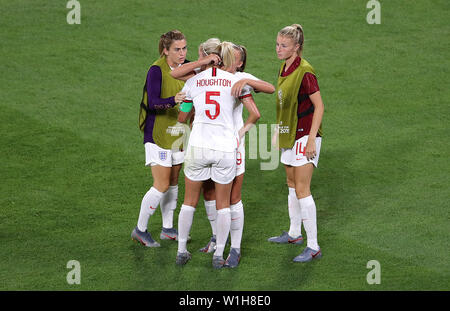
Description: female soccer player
xmin=170 ymin=38 xmax=222 ymax=81
xmin=202 ymin=44 xmax=275 ymax=268
xmin=268 ymin=24 xmax=325 ymax=263
xmin=170 ymin=38 xmax=223 ymax=253
xmin=175 ymin=42 xmax=261 ymax=269
xmin=131 ymin=30 xmax=188 ymax=247
xmin=172 ymin=41 xmax=275 ymax=267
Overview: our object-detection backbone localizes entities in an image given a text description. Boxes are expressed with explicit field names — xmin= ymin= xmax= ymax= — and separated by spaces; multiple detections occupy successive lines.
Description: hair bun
xmin=292 ymin=24 xmax=303 ymax=32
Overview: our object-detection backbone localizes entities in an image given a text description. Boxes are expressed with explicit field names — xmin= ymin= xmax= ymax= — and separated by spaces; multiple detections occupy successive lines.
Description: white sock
xmin=288 ymin=187 xmax=302 ymax=238
xmin=204 ymin=200 xmax=217 ymax=236
xmin=137 ymin=187 xmax=164 ymax=232
xmin=299 ymin=195 xmax=319 ymax=251
xmin=230 ymin=201 xmax=244 ymax=249
xmin=214 ymin=208 xmax=231 ymax=257
xmin=177 ymin=205 xmax=196 ymax=253
xmin=160 ymin=185 xmax=178 ymax=229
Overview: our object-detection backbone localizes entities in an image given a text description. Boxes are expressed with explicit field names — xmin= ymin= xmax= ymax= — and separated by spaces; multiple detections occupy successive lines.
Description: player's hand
xmin=231 ymin=79 xmax=249 ymax=98
xmin=305 ymin=137 xmax=316 ymax=161
xmin=199 ymin=54 xmax=221 ymax=66
xmin=175 ymin=92 xmax=186 ymax=103
xmin=238 ymin=127 xmax=246 ymax=141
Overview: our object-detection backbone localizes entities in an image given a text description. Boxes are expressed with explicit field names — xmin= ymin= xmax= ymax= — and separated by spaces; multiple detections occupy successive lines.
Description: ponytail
xmin=278 ymin=24 xmax=305 ymax=55
xmin=235 ymin=44 xmax=247 ymax=72
xmin=214 ymin=41 xmax=236 ymax=71
xmin=199 ymin=38 xmax=221 ymax=56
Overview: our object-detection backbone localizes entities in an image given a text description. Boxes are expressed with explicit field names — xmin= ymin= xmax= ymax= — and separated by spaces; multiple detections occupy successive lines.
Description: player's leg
xmin=230 ymin=144 xmax=245 ymax=251
xmin=178 ymin=177 xmax=202 ymax=260
xmin=286 ymin=164 xmax=303 ymax=242
xmin=230 ymin=173 xmax=244 ymax=249
xmin=199 ymin=179 xmax=217 ymax=252
xmin=267 ymin=164 xmax=303 ymax=244
xmin=224 ymin=173 xmax=244 ymax=268
xmin=211 ymin=150 xmax=235 ymax=268
xmin=133 ymin=164 xmax=171 ymax=247
xmin=213 ymin=180 xmax=233 ymax=268
xmin=160 ymin=163 xmax=182 ymax=240
xmin=293 ymin=163 xmax=321 ymax=262
xmin=177 ymin=146 xmax=210 ymax=265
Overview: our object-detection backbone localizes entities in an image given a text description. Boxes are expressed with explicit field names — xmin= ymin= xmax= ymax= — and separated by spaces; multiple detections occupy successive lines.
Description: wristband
xmin=180 ymin=101 xmax=193 ymax=112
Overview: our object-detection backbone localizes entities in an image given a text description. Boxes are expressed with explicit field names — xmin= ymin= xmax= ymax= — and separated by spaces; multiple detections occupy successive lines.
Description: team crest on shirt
xmin=159 ymin=151 xmax=167 ymax=161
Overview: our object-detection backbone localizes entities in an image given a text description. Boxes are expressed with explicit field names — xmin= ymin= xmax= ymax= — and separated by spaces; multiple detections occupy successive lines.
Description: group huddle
xmin=132 ymin=24 xmax=325 ymax=269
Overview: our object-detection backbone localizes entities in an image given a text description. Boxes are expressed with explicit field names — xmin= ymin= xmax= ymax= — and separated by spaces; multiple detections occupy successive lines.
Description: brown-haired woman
xmin=131 ymin=30 xmax=188 ymax=247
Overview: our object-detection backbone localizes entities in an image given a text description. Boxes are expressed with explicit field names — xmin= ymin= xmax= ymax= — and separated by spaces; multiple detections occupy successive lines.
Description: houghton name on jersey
xmin=181 ymin=67 xmax=252 ymax=153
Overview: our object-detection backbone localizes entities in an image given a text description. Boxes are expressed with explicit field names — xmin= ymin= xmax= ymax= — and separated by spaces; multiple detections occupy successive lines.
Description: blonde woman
xmin=269 ymin=24 xmax=325 ymax=263
xmin=175 ymin=42 xmax=261 ymax=269
xmin=173 ymin=40 xmax=275 ymax=268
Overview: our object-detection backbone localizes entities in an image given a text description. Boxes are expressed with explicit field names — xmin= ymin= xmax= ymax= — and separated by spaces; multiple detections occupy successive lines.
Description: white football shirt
xmin=182 ymin=67 xmax=251 ymax=152
xmin=232 ymin=72 xmax=259 ymax=131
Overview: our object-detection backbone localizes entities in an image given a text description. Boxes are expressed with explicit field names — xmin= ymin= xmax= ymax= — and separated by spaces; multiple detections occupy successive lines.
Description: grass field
xmin=1 ymin=0 xmax=449 ymax=291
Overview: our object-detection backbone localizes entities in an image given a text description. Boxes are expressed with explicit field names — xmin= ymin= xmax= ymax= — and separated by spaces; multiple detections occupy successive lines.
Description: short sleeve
xmin=241 ymin=72 xmax=259 ymax=81
xmin=238 ymin=85 xmax=253 ymax=100
xmin=301 ymin=72 xmax=320 ymax=95
xmin=181 ymin=79 xmax=192 ymax=101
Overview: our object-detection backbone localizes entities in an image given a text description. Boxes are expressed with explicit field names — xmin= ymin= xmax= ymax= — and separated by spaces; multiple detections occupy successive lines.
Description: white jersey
xmin=233 ymin=72 xmax=259 ymax=131
xmin=182 ymin=67 xmax=251 ymax=152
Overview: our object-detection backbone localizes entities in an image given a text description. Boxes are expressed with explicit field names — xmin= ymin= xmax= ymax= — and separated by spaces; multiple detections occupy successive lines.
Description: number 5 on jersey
xmin=205 ymin=91 xmax=220 ymax=120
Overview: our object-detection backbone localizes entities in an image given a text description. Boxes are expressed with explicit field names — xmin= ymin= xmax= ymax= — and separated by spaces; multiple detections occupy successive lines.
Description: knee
xmin=169 ymin=176 xmax=179 ymax=187
xmin=183 ymin=196 xmax=198 ymax=208
xmin=295 ymin=183 xmax=311 ymax=199
xmin=153 ymin=181 xmax=170 ymax=193
xmin=169 ymin=168 xmax=181 ymax=186
xmin=216 ymin=199 xmax=231 ymax=210
xmin=286 ymin=177 xmax=295 ymax=189
xmin=203 ymin=189 xmax=215 ymax=201
xmin=230 ymin=192 xmax=241 ymax=205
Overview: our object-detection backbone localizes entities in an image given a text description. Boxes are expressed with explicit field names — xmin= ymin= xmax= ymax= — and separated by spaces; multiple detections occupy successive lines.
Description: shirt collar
xmin=281 ymin=56 xmax=301 ymax=77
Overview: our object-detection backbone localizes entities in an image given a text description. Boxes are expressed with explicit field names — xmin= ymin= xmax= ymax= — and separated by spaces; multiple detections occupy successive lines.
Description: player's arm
xmin=178 ymin=99 xmax=193 ymax=123
xmin=231 ymin=78 xmax=275 ymax=97
xmin=148 ymin=66 xmax=181 ymax=109
xmin=247 ymin=79 xmax=275 ymax=94
xmin=170 ymin=54 xmax=221 ymax=81
xmin=188 ymin=110 xmax=195 ymax=128
xmin=305 ymin=91 xmax=324 ymax=160
xmin=238 ymin=95 xmax=261 ymax=140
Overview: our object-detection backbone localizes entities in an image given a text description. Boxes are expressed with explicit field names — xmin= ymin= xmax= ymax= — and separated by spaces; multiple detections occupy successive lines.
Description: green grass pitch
xmin=1 ymin=0 xmax=449 ymax=290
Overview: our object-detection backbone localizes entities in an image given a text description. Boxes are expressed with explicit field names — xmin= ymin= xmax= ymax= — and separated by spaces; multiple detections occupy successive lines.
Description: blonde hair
xmin=158 ymin=30 xmax=186 ymax=57
xmin=234 ymin=44 xmax=247 ymax=72
xmin=278 ymin=24 xmax=304 ymax=55
xmin=199 ymin=38 xmax=221 ymax=56
xmin=214 ymin=41 xmax=236 ymax=70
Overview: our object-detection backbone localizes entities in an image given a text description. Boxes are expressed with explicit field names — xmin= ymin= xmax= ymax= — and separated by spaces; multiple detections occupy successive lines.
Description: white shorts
xmin=145 ymin=142 xmax=185 ymax=167
xmin=280 ymin=135 xmax=322 ymax=167
xmin=236 ymin=139 xmax=245 ymax=177
xmin=184 ymin=146 xmax=236 ymax=184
